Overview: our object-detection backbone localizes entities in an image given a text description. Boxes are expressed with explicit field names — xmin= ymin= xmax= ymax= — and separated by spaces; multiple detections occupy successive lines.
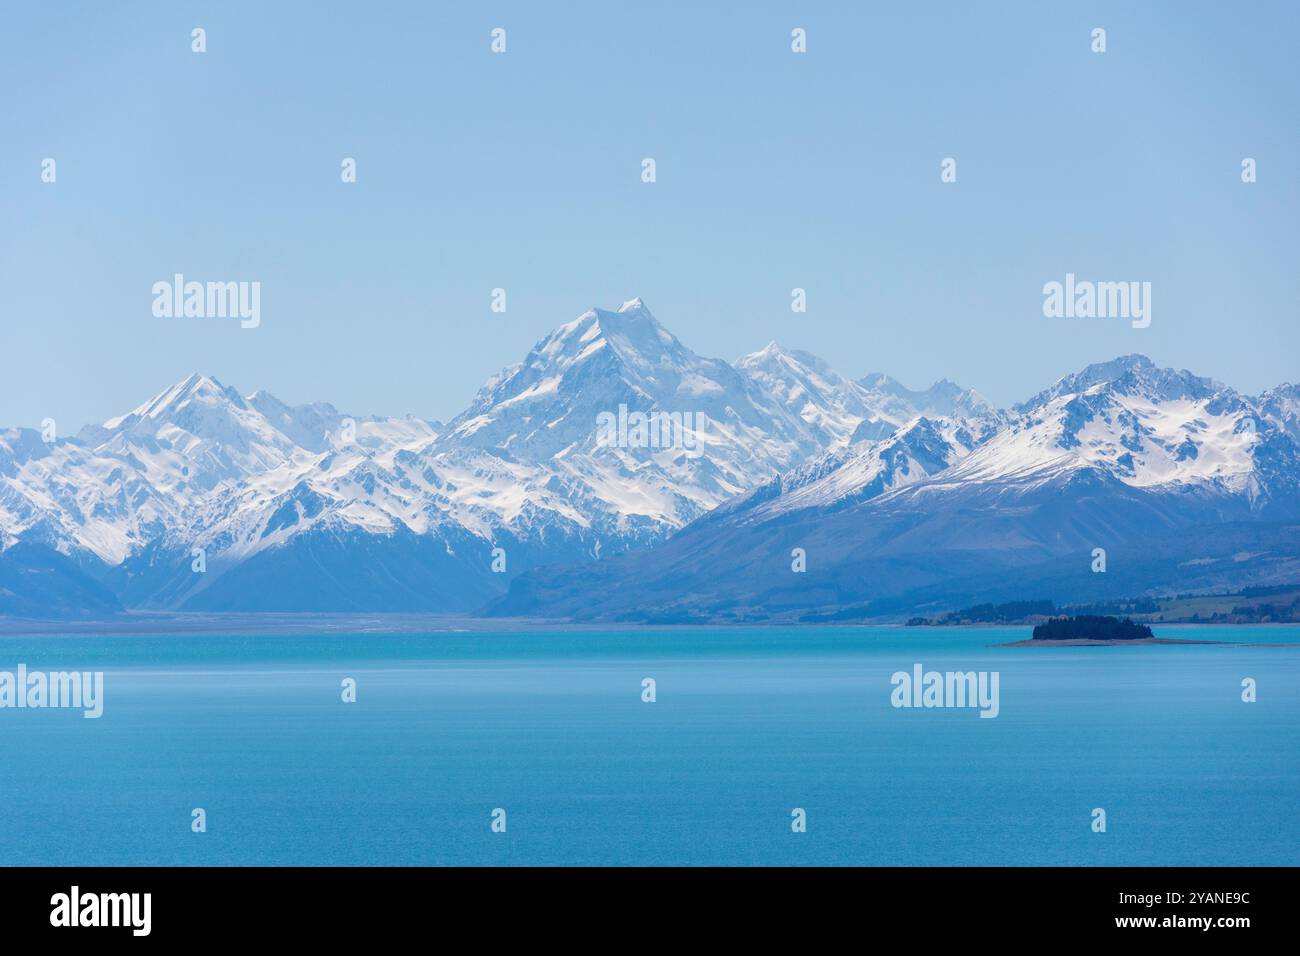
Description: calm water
xmin=1 ymin=625 xmax=1296 ymax=866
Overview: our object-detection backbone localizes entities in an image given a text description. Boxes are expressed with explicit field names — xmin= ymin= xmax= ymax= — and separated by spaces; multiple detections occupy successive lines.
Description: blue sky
xmin=2 ymin=1 xmax=1296 ymax=429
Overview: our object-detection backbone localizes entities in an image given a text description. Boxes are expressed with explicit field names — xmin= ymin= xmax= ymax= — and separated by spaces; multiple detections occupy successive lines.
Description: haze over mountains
xmin=3 ymin=299 xmax=1298 ymax=621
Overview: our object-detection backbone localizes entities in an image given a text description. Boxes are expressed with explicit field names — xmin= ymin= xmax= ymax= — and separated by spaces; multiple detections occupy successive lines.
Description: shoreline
xmin=998 ymin=637 xmax=1300 ymax=647
xmin=997 ymin=637 xmax=1226 ymax=647
xmin=1 ymin=612 xmax=1299 ymax=639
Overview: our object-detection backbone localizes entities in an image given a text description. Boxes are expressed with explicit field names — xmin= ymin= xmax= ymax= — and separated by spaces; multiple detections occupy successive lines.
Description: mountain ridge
xmin=3 ymin=299 xmax=1296 ymax=619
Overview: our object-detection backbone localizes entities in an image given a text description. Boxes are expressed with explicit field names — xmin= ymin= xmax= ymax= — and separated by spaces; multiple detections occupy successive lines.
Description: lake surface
xmin=1 ymin=625 xmax=1296 ymax=866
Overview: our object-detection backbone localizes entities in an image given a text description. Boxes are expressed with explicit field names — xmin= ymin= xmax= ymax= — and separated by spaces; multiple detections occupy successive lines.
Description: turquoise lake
xmin=1 ymin=625 xmax=1296 ymax=866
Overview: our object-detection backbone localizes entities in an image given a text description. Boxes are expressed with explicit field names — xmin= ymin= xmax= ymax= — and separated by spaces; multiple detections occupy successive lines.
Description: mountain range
xmin=3 ymin=298 xmax=1298 ymax=621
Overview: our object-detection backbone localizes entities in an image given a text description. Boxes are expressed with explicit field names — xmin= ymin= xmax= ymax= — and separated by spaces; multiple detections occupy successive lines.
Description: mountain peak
xmin=1076 ymin=353 xmax=1156 ymax=381
xmin=758 ymin=340 xmax=798 ymax=359
xmin=595 ymin=296 xmax=662 ymax=330
xmin=1020 ymin=354 xmax=1222 ymax=411
xmin=735 ymin=341 xmax=845 ymax=383
xmin=447 ymin=298 xmax=731 ymax=456
xmin=859 ymin=371 xmax=900 ymax=389
xmin=738 ymin=340 xmax=792 ymax=362
xmin=856 ymin=372 xmax=995 ymax=423
xmin=583 ymin=299 xmax=684 ymax=362
xmin=106 ymin=373 xmax=242 ymax=428
xmin=550 ymin=297 xmax=665 ymax=347
xmin=158 ymin=371 xmax=227 ymax=400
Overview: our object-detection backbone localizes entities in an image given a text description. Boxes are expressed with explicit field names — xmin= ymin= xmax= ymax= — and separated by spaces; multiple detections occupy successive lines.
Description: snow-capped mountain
xmin=0 ymin=374 xmax=439 ymax=564
xmin=942 ymin=355 xmax=1300 ymax=505
xmin=735 ymin=343 xmax=887 ymax=446
xmin=7 ymin=298 xmax=974 ymax=616
xmin=856 ymin=372 xmax=997 ymax=427
xmin=1259 ymin=382 xmax=1300 ymax=444
xmin=431 ymin=298 xmax=829 ymax=537
xmin=735 ymin=343 xmax=995 ymax=447
xmin=713 ymin=414 xmax=1003 ymax=527
xmin=489 ymin=354 xmax=1300 ymax=622
xmin=4 ymin=299 xmax=1296 ymax=620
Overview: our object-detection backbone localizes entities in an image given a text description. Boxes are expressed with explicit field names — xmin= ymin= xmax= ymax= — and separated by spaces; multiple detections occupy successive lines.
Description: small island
xmin=1032 ymin=615 xmax=1152 ymax=641
xmin=998 ymin=614 xmax=1223 ymax=647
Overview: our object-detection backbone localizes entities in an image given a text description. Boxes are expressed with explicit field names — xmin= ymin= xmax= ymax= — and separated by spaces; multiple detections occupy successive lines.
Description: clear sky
xmin=2 ymin=1 xmax=1296 ymax=431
